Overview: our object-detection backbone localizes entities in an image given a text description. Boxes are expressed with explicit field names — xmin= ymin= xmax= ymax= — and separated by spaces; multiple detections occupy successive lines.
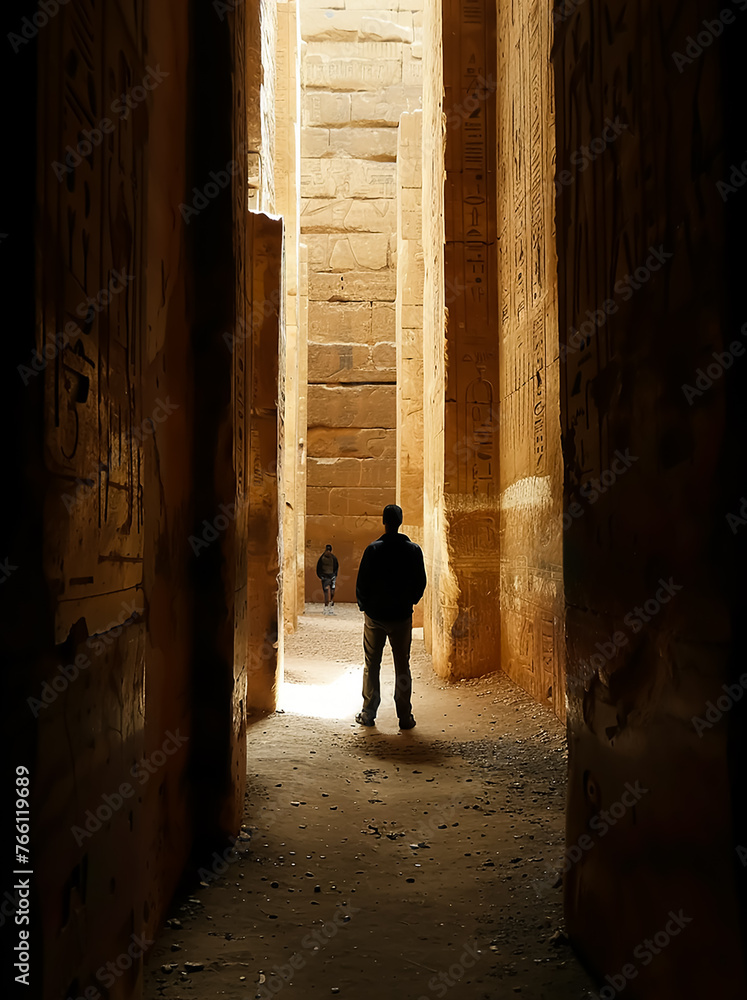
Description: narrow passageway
xmin=144 ymin=607 xmax=592 ymax=998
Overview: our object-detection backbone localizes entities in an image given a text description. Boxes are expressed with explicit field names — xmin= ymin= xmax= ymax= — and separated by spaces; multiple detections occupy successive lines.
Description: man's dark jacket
xmin=356 ymin=532 xmax=427 ymax=621
xmin=316 ymin=552 xmax=339 ymax=578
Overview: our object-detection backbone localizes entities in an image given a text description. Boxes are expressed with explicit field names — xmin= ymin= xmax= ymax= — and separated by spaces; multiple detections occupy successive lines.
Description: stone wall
xmin=421 ymin=0 xmax=449 ymax=657
xmin=422 ymin=0 xmax=501 ymax=679
xmin=276 ymin=0 xmax=305 ymax=633
xmin=554 ymin=0 xmax=747 ymax=992
xmin=420 ymin=0 xmax=563 ymax=706
xmin=299 ymin=1 xmax=423 ymax=603
xmin=496 ymin=1 xmax=564 ymax=716
xmin=7 ymin=1 xmax=282 ymax=995
xmin=396 ymin=110 xmax=425 ymax=625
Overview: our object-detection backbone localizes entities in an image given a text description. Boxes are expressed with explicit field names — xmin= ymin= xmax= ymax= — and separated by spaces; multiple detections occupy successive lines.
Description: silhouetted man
xmin=316 ymin=544 xmax=339 ymax=615
xmin=355 ymin=505 xmax=427 ymax=729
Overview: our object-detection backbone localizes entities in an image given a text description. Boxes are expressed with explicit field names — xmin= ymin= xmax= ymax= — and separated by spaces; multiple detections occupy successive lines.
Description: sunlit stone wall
xmin=299 ymin=0 xmax=423 ymax=602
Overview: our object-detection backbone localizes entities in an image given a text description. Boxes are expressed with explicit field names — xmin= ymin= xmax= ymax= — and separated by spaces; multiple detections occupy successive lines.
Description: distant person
xmin=355 ymin=505 xmax=427 ymax=729
xmin=316 ymin=544 xmax=339 ymax=615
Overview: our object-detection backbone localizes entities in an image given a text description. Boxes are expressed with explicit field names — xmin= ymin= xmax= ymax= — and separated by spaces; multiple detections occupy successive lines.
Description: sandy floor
xmin=144 ymin=604 xmax=594 ymax=999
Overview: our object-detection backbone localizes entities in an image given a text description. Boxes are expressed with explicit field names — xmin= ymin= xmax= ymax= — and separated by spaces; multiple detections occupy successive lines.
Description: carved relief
xmin=40 ymin=0 xmax=146 ymax=639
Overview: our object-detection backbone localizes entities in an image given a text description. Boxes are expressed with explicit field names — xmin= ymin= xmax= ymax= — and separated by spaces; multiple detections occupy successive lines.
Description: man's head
xmin=325 ymin=544 xmax=332 ymax=552
xmin=382 ymin=504 xmax=403 ymax=532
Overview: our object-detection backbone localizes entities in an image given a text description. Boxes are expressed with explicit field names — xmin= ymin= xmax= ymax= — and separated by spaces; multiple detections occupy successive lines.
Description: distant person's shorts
xmin=321 ymin=575 xmax=336 ymax=591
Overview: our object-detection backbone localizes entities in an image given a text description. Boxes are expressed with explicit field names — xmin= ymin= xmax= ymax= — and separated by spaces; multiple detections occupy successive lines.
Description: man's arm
xmin=333 ymin=555 xmax=339 ymax=576
xmin=356 ymin=546 xmax=372 ymax=611
xmin=316 ymin=555 xmax=323 ymax=578
xmin=411 ymin=546 xmax=427 ymax=606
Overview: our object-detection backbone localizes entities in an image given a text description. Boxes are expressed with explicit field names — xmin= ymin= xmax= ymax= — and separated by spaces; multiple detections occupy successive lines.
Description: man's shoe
xmin=355 ymin=713 xmax=375 ymax=727
xmin=399 ymin=716 xmax=416 ymax=730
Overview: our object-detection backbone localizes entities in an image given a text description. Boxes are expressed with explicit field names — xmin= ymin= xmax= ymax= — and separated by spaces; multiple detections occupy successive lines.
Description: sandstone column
xmin=423 ymin=0 xmax=499 ymax=678
xmin=554 ymin=0 xmax=747 ymax=994
xmin=396 ymin=109 xmax=425 ymax=625
xmin=242 ymin=214 xmax=283 ymax=714
xmin=275 ymin=0 xmax=303 ymax=632
xmin=495 ymin=1 xmax=564 ymax=715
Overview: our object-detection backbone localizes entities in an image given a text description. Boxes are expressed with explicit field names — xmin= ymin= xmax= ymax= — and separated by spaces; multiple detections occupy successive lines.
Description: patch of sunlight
xmin=278 ymin=667 xmax=362 ymax=719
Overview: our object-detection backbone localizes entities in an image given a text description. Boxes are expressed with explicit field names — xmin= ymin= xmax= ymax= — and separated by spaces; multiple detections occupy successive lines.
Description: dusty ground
xmin=144 ymin=604 xmax=594 ymax=999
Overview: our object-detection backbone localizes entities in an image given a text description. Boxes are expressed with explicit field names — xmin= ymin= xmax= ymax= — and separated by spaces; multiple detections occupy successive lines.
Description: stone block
xmin=304 ymin=40 xmax=403 ymax=59
xmin=307 ymin=384 xmax=396 ymax=428
xmin=372 ymin=302 xmax=396 ymax=338
xmin=305 ymin=234 xmax=389 ymax=272
xmin=307 ymin=427 xmax=395 ymax=459
xmin=401 ymin=207 xmax=422 ymax=241
xmin=307 ymin=342 xmax=395 ymax=382
xmin=309 ymin=269 xmax=396 ymax=302
xmin=307 ymin=487 xmax=331 ymax=515
xmin=303 ymin=53 xmax=402 ymax=91
xmin=301 ymin=10 xmax=413 ymax=43
xmin=328 ymin=488 xmax=394 ymax=516
xmin=400 ymin=357 xmax=424 ymax=397
xmin=302 ymin=127 xmax=330 ymax=157
xmin=399 ymin=246 xmax=424 ymax=305
xmin=300 ymin=197 xmax=396 ymax=232
xmin=403 ymin=47 xmax=424 ymax=87
xmin=372 ymin=341 xmax=396 ymax=369
xmin=398 ymin=154 xmax=422 ymax=191
xmin=401 ymin=305 xmax=423 ymax=330
xmin=301 ymin=158 xmax=397 ymax=199
xmin=350 ymin=86 xmax=422 ymax=125
xmin=308 ymin=455 xmax=396 ymax=488
xmin=303 ymin=91 xmax=351 ymax=127
xmin=330 ymin=234 xmax=389 ymax=271
xmin=328 ymin=127 xmax=398 ymax=161
xmin=308 ymin=301 xmax=373 ymax=344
